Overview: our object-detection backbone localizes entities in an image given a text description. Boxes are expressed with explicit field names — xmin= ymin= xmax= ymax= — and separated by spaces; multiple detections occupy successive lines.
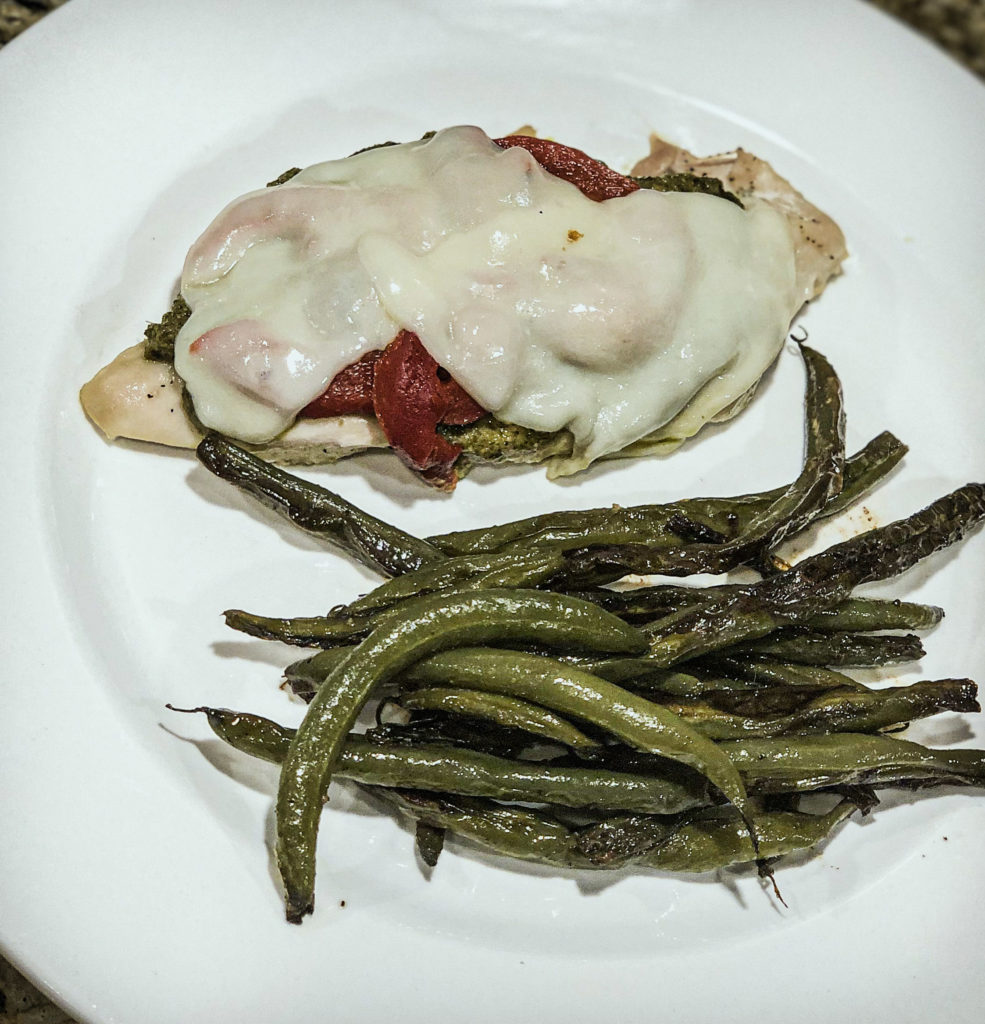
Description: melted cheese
xmin=175 ymin=126 xmax=800 ymax=473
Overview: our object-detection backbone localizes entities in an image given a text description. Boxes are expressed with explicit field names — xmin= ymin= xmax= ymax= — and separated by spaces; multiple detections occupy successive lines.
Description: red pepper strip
xmin=493 ymin=135 xmax=640 ymax=201
xmin=372 ymin=330 xmax=485 ymax=490
xmin=300 ymin=349 xmax=380 ymax=417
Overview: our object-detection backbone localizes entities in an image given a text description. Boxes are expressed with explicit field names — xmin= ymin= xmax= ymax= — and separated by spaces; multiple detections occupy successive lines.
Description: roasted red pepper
xmin=371 ymin=330 xmax=484 ymax=489
xmin=493 ymin=134 xmax=640 ymax=201
xmin=300 ymin=349 xmax=379 ymax=417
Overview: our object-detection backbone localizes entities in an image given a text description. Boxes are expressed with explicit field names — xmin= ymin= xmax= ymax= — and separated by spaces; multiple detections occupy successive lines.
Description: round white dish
xmin=2 ymin=2 xmax=984 ymax=1022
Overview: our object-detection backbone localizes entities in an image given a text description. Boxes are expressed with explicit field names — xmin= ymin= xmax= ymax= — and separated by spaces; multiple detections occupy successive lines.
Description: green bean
xmin=398 ymin=647 xmax=755 ymax=836
xmin=196 ymin=435 xmax=443 ymax=576
xmin=372 ymin=789 xmax=589 ymax=869
xmin=174 ymin=705 xmax=710 ymax=814
xmin=638 ymin=483 xmax=985 ymax=668
xmin=284 ymin=647 xmax=356 ymax=698
xmin=556 ymin=654 xmax=769 ymax=693
xmin=694 ymin=655 xmax=867 ymax=693
xmin=724 ymin=732 xmax=985 ymax=793
xmin=518 ymin=346 xmax=846 ymax=587
xmin=167 ymin=704 xmax=290 ymax=762
xmin=562 ymin=585 xmax=706 ymax=621
xmin=426 ymin=431 xmax=905 ymax=558
xmin=378 ymin=789 xmax=855 ymax=873
xmin=660 ymin=679 xmax=978 ymax=741
xmin=800 ymin=598 xmax=943 ymax=633
xmin=564 ymin=590 xmax=942 ymax=636
xmin=342 ymin=549 xmax=564 ymax=616
xmin=733 ymin=628 xmax=925 ymax=667
xmin=277 ymin=588 xmax=647 ymax=922
xmin=818 ymin=430 xmax=906 ymax=519
xmin=774 ymin=482 xmax=985 ymax=591
xmin=709 ymin=343 xmax=846 ymax=552
xmin=227 ymin=549 xmax=564 ymax=648
xmin=634 ymin=802 xmax=855 ymax=873
xmin=364 ymin=712 xmax=533 ymax=759
xmin=396 ymin=687 xmax=601 ymax=754
xmin=571 ymin=811 xmax=680 ymax=866
xmin=414 ymin=822 xmax=445 ymax=867
xmin=224 ymin=608 xmax=373 ymax=648
xmin=574 ymin=800 xmax=858 ymax=870
xmin=681 ymin=684 xmax=832 ymax=719
xmin=619 ymin=668 xmax=776 ymax=697
xmin=339 ymin=742 xmax=705 ymax=814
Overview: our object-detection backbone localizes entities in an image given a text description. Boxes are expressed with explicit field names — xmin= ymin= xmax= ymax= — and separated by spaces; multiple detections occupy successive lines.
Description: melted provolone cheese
xmin=175 ymin=126 xmax=801 ymax=473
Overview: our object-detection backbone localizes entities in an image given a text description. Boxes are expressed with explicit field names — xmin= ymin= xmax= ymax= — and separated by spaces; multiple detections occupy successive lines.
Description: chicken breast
xmin=80 ymin=131 xmax=847 ymax=470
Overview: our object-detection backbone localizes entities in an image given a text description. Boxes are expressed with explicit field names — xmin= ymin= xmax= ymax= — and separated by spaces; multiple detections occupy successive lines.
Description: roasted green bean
xmin=732 ymin=628 xmax=925 ymax=667
xmin=799 ymin=598 xmax=943 ymax=632
xmin=342 ymin=549 xmax=564 ymax=616
xmin=224 ymin=608 xmax=373 ymax=648
xmin=396 ymin=688 xmax=601 ymax=753
xmin=196 ymin=435 xmax=443 ymax=575
xmin=660 ymin=679 xmax=977 ymax=741
xmin=276 ymin=589 xmax=647 ymax=922
xmin=725 ymin=732 xmax=985 ymax=793
xmin=426 ymin=431 xmax=905 ymax=558
xmin=378 ymin=789 xmax=856 ymax=873
xmin=637 ymin=484 xmax=985 ymax=668
xmin=398 ymin=647 xmax=755 ymax=831
xmin=175 ymin=705 xmax=711 ymax=813
xmin=692 ymin=655 xmax=867 ymax=694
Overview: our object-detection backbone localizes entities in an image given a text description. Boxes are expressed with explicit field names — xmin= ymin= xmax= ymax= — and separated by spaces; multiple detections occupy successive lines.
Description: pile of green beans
xmin=178 ymin=345 xmax=985 ymax=924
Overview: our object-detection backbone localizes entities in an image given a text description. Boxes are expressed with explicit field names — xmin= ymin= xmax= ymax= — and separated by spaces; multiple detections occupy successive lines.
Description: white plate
xmin=3 ymin=1 xmax=985 ymax=1021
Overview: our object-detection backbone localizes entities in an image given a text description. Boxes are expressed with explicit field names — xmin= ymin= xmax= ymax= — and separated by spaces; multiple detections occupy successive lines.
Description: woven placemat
xmin=1 ymin=1 xmax=982 ymax=1021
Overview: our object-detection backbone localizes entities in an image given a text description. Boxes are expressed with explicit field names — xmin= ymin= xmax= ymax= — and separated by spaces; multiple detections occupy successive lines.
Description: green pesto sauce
xmin=439 ymin=416 xmax=572 ymax=463
xmin=265 ymin=167 xmax=302 ymax=187
xmin=632 ymin=171 xmax=744 ymax=208
xmin=142 ymin=293 xmax=191 ymax=362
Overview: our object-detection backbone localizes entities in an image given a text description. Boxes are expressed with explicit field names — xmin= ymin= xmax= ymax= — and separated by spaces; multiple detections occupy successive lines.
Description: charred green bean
xmin=733 ymin=628 xmax=925 ymax=667
xmin=661 ymin=679 xmax=977 ymax=741
xmin=379 ymin=789 xmax=855 ymax=873
xmin=426 ymin=431 xmax=905 ymax=558
xmin=196 ymin=435 xmax=442 ymax=575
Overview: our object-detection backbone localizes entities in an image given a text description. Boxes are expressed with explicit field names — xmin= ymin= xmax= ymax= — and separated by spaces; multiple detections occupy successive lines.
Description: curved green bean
xmin=396 ymin=687 xmax=601 ymax=753
xmin=224 ymin=608 xmax=373 ymax=648
xmin=342 ymin=549 xmax=564 ymax=616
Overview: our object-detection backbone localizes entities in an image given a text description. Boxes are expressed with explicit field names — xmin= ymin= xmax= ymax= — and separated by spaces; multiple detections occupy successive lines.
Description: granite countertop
xmin=1 ymin=2 xmax=983 ymax=1022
